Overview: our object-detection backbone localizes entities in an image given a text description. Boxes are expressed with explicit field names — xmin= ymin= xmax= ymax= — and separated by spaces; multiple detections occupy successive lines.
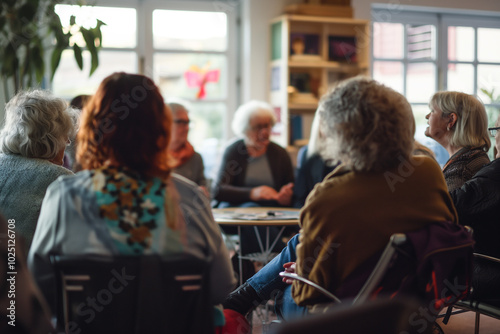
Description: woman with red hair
xmin=28 ymin=73 xmax=235 ymax=315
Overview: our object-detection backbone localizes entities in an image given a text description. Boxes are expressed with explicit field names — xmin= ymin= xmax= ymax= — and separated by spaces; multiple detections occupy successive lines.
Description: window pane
xmin=478 ymin=28 xmax=500 ymax=62
xmin=154 ymin=53 xmax=227 ymax=100
xmin=413 ymin=103 xmax=450 ymax=167
xmin=55 ymin=5 xmax=137 ymax=48
xmin=373 ymin=22 xmax=403 ymax=59
xmin=447 ymin=64 xmax=474 ymax=94
xmin=52 ymin=50 xmax=137 ymax=98
xmin=372 ymin=61 xmax=404 ymax=95
xmin=478 ymin=65 xmax=500 ymax=103
xmin=406 ymin=63 xmax=436 ymax=103
xmin=448 ymin=26 xmax=474 ymax=62
xmin=407 ymin=24 xmax=435 ymax=60
xmin=153 ymin=10 xmax=227 ymax=51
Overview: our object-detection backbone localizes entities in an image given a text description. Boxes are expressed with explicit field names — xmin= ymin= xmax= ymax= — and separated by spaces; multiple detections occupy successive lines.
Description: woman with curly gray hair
xmin=0 ymin=90 xmax=77 ymax=254
xmin=223 ymin=77 xmax=459 ymax=321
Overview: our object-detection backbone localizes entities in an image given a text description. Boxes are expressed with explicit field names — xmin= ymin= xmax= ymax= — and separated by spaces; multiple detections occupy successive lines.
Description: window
xmin=51 ymin=1 xmax=239 ymax=180
xmin=52 ymin=5 xmax=138 ymax=96
xmin=372 ymin=7 xmax=500 ymax=164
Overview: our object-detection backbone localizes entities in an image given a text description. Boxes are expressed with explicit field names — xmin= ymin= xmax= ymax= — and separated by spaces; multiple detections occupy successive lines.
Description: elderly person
xmin=425 ymin=91 xmax=490 ymax=191
xmin=213 ymin=100 xmax=294 ymax=208
xmin=212 ymin=100 xmax=295 ymax=258
xmin=28 ymin=73 xmax=235 ymax=315
xmin=223 ymin=77 xmax=459 ymax=320
xmin=450 ymin=117 xmax=500 ymax=308
xmin=0 ymin=90 xmax=77 ymax=254
xmin=293 ymin=109 xmax=338 ymax=209
xmin=167 ymin=101 xmax=207 ymax=189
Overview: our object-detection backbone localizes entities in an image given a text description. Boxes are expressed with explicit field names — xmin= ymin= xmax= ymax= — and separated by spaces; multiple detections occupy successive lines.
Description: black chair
xmin=442 ymin=253 xmax=500 ymax=334
xmin=49 ymin=254 xmax=214 ymax=334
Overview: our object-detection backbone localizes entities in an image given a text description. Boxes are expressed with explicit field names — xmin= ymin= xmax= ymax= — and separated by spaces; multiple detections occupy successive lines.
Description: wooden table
xmin=213 ymin=207 xmax=300 ymax=285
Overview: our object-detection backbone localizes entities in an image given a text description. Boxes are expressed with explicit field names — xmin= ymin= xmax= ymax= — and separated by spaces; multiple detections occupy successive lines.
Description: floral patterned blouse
xmin=28 ymin=166 xmax=235 ymax=311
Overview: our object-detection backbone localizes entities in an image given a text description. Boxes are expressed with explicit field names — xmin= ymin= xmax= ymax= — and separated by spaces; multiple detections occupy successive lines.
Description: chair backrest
xmin=49 ymin=254 xmax=214 ymax=334
xmin=281 ymin=221 xmax=474 ymax=313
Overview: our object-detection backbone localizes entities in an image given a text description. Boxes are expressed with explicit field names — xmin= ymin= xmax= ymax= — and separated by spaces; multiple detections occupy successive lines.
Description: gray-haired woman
xmin=0 ymin=90 xmax=78 ymax=254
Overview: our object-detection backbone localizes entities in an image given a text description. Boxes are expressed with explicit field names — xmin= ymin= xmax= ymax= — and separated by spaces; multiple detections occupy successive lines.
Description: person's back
xmin=27 ymin=72 xmax=235 ymax=315
xmin=0 ymin=90 xmax=76 ymax=253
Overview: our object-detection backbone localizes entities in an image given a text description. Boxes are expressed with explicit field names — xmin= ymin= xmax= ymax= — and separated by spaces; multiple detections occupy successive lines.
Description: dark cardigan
xmin=212 ymin=139 xmax=294 ymax=206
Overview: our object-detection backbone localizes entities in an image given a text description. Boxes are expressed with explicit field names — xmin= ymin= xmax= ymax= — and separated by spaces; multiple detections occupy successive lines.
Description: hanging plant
xmin=0 ymin=0 xmax=105 ymax=98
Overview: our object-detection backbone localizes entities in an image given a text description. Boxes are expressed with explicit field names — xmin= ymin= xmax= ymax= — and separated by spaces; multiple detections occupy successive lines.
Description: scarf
xmin=170 ymin=141 xmax=195 ymax=168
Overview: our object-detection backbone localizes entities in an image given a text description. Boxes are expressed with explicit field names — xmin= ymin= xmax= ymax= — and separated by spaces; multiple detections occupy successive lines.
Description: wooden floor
xmin=250 ymin=307 xmax=500 ymax=334
xmin=436 ymin=309 xmax=500 ymax=334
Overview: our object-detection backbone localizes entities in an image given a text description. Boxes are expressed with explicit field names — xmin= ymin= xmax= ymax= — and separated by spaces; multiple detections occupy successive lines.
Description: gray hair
xmin=0 ymin=90 xmax=79 ymax=160
xmin=319 ymin=77 xmax=415 ymax=172
xmin=231 ymin=100 xmax=276 ymax=137
xmin=166 ymin=98 xmax=192 ymax=117
xmin=430 ymin=91 xmax=490 ymax=151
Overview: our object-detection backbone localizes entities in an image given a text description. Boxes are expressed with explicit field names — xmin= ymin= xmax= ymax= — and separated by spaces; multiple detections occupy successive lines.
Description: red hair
xmin=77 ymin=72 xmax=171 ymax=177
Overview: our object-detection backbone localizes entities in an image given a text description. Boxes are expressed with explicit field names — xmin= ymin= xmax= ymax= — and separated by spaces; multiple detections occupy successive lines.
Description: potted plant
xmin=0 ymin=0 xmax=105 ymax=99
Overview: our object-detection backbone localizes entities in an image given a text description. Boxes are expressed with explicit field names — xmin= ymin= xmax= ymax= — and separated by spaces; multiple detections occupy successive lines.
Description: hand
xmin=250 ymin=185 xmax=279 ymax=201
xmin=281 ymin=262 xmax=296 ymax=284
xmin=198 ymin=186 xmax=210 ymax=198
xmin=276 ymin=183 xmax=294 ymax=206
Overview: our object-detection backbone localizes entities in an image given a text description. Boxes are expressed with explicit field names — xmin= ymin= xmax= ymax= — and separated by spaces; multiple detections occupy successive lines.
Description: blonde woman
xmin=425 ymin=91 xmax=490 ymax=191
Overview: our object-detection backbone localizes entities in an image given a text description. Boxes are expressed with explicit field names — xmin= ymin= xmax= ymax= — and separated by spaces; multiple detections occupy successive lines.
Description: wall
xmin=243 ymin=0 xmax=500 ymax=102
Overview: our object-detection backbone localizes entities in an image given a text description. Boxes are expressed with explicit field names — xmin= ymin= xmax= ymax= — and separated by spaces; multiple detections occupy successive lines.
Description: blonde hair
xmin=319 ymin=77 xmax=414 ymax=172
xmin=430 ymin=91 xmax=490 ymax=151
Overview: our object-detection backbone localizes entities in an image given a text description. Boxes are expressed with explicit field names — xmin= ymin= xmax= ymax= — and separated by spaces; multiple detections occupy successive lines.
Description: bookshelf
xmin=269 ymin=14 xmax=370 ymax=148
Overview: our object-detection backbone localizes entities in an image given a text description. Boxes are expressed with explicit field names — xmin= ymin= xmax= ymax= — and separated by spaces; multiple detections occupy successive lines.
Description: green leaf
xmin=80 ymin=27 xmax=99 ymax=76
xmin=50 ymin=46 xmax=64 ymax=80
xmin=73 ymin=43 xmax=83 ymax=70
xmin=70 ymin=15 xmax=76 ymax=26
xmin=92 ymin=19 xmax=106 ymax=47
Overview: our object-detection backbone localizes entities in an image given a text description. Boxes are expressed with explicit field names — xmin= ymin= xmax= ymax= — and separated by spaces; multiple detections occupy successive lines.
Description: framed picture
xmin=328 ymin=36 xmax=357 ymax=63
xmin=290 ymin=33 xmax=320 ymax=55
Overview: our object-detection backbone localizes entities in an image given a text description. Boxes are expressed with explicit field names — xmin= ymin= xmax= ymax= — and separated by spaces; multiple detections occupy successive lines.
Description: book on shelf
xmin=329 ymin=36 xmax=357 ymax=63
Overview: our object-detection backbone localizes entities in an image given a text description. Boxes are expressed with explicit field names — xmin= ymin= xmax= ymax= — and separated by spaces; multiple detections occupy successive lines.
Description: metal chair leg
xmin=475 ymin=311 xmax=480 ymax=334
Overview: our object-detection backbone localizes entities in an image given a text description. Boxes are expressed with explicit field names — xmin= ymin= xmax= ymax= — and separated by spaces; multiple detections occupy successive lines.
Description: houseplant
xmin=0 ymin=0 xmax=104 ymax=99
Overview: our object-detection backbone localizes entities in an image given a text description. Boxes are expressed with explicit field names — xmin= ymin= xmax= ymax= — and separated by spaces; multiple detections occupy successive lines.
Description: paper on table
xmin=215 ymin=210 xmax=300 ymax=221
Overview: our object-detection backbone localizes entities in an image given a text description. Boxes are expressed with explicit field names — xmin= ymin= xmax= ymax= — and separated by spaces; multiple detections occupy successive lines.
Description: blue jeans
xmin=247 ymin=234 xmax=308 ymax=320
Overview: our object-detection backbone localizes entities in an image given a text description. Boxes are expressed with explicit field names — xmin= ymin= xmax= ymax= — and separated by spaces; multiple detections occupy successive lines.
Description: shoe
xmin=222 ymin=282 xmax=263 ymax=316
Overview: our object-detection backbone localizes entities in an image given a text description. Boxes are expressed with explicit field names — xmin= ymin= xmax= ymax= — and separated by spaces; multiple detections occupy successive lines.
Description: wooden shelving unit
xmin=269 ymin=14 xmax=370 ymax=148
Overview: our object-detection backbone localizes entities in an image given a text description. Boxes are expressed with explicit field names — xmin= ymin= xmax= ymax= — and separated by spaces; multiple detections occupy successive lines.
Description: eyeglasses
xmin=488 ymin=127 xmax=500 ymax=137
xmin=250 ymin=123 xmax=272 ymax=132
xmin=173 ymin=119 xmax=190 ymax=126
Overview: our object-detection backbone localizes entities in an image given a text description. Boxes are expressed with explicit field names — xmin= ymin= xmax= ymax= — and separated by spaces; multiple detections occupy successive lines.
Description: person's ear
xmin=448 ymin=113 xmax=458 ymax=129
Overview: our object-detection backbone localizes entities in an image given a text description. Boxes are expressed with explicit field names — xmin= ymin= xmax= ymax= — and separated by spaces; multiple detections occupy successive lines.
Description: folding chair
xmin=279 ymin=233 xmax=407 ymax=306
xmin=279 ymin=221 xmax=474 ymax=328
xmin=50 ymin=254 xmax=213 ymax=334
xmin=441 ymin=253 xmax=500 ymax=334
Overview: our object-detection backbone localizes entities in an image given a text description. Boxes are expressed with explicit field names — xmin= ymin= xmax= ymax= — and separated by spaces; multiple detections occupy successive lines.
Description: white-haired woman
xmin=425 ymin=91 xmax=490 ymax=191
xmin=213 ymin=100 xmax=294 ymax=207
xmin=292 ymin=109 xmax=338 ymax=208
xmin=0 ymin=90 xmax=77 ymax=254
xmin=212 ymin=100 xmax=294 ymax=256
xmin=223 ymin=77 xmax=459 ymax=320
